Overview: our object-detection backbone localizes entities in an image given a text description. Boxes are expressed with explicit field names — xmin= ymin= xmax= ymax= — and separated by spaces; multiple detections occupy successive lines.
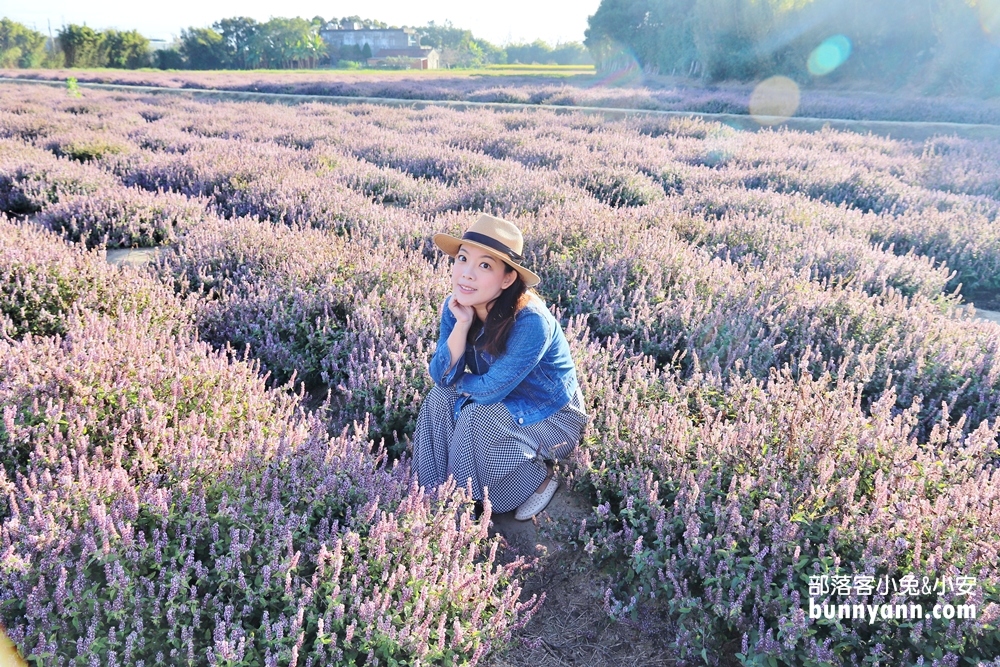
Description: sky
xmin=2 ymin=0 xmax=599 ymax=46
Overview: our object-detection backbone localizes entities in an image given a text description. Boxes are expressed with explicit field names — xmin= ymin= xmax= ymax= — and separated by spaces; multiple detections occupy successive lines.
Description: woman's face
xmin=451 ymin=244 xmax=516 ymax=317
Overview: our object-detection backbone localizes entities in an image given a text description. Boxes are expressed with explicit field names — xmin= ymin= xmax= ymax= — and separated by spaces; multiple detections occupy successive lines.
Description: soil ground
xmin=105 ymin=247 xmax=167 ymax=267
xmin=484 ymin=478 xmax=675 ymax=667
xmin=964 ymin=288 xmax=1000 ymax=312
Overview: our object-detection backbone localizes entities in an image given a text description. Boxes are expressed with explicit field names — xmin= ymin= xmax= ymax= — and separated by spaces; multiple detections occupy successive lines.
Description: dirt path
xmin=486 ymin=481 xmax=673 ymax=667
xmin=105 ymin=247 xmax=166 ymax=267
xmin=973 ymin=307 xmax=1000 ymax=325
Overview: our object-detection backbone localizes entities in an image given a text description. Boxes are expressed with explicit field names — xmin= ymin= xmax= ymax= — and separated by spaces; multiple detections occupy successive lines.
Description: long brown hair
xmin=468 ymin=265 xmax=534 ymax=357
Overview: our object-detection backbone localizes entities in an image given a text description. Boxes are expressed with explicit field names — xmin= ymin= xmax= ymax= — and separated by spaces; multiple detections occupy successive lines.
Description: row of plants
xmin=0 ymin=211 xmax=539 ymax=666
xmin=1 ymin=82 xmax=999 ymax=664
xmin=5 ymin=68 xmax=1000 ymax=125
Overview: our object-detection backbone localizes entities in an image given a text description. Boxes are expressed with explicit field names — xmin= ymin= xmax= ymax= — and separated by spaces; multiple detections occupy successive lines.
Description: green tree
xmin=833 ymin=0 xmax=937 ymax=84
xmin=478 ymin=39 xmax=506 ymax=64
xmin=585 ymin=0 xmax=652 ymax=71
xmin=155 ymin=46 xmax=185 ymax=69
xmin=917 ymin=0 xmax=1000 ymax=95
xmin=505 ymin=39 xmax=553 ymax=64
xmin=101 ymin=29 xmax=150 ymax=68
xmin=583 ymin=0 xmax=998 ymax=90
xmin=550 ymin=42 xmax=594 ymax=65
xmin=58 ymin=24 xmax=105 ymax=68
xmin=179 ymin=27 xmax=228 ymax=69
xmin=332 ymin=43 xmax=366 ymax=65
xmin=362 ymin=42 xmax=372 ymax=59
xmin=255 ymin=17 xmax=326 ymax=69
xmin=0 ymin=18 xmax=48 ymax=68
xmin=692 ymin=0 xmax=782 ymax=80
xmin=417 ymin=20 xmax=503 ymax=67
xmin=418 ymin=20 xmax=472 ymax=51
xmin=505 ymin=39 xmax=593 ymax=65
xmin=338 ymin=16 xmax=388 ymax=29
xmin=305 ymin=29 xmax=328 ymax=68
xmin=585 ymin=0 xmax=698 ymax=74
xmin=213 ymin=17 xmax=260 ymax=69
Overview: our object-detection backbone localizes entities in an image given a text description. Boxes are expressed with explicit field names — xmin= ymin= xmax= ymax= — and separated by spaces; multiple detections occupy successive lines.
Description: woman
xmin=412 ymin=213 xmax=588 ymax=521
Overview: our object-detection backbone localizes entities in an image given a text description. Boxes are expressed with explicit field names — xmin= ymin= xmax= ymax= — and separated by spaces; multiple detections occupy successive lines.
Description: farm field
xmin=1 ymin=80 xmax=1000 ymax=666
xmin=5 ymin=68 xmax=1000 ymax=126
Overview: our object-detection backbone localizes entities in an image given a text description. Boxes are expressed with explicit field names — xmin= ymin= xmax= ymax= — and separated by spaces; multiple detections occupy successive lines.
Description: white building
xmin=321 ymin=24 xmax=418 ymax=54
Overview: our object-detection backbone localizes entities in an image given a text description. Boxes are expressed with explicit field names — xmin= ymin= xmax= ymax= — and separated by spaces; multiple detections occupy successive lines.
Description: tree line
xmin=584 ymin=0 xmax=1000 ymax=95
xmin=0 ymin=15 xmax=592 ymax=71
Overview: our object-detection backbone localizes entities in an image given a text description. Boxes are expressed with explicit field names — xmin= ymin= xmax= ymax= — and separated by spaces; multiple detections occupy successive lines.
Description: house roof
xmin=322 ymin=24 xmax=416 ymax=34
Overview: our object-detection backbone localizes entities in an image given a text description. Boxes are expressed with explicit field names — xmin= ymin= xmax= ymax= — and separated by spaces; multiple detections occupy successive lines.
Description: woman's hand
xmin=448 ymin=294 xmax=475 ymax=326
xmin=443 ymin=295 xmax=474 ymax=378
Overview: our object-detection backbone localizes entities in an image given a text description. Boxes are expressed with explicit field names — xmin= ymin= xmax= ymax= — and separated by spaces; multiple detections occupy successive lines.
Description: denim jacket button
xmin=517 ymin=418 xmax=524 ymax=424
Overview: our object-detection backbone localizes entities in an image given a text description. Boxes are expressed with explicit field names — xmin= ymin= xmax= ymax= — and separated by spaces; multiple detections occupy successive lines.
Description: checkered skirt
xmin=411 ymin=383 xmax=588 ymax=513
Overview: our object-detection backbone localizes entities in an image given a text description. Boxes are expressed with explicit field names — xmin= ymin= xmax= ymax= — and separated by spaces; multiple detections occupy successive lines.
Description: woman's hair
xmin=468 ymin=264 xmax=534 ymax=356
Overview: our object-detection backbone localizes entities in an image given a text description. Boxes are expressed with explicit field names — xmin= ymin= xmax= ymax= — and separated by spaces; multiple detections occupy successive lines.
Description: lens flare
xmin=0 ymin=627 xmax=26 ymax=667
xmin=977 ymin=0 xmax=1000 ymax=42
xmin=749 ymin=76 xmax=801 ymax=125
xmin=590 ymin=45 xmax=644 ymax=89
xmin=807 ymin=35 xmax=852 ymax=76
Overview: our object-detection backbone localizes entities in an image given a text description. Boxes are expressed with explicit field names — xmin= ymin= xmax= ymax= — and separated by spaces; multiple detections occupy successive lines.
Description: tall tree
xmin=0 ymin=18 xmax=47 ymax=68
xmin=418 ymin=20 xmax=473 ymax=51
xmin=155 ymin=46 xmax=185 ymax=70
xmin=213 ymin=17 xmax=260 ymax=69
xmin=550 ymin=42 xmax=594 ymax=65
xmin=505 ymin=39 xmax=553 ymax=64
xmin=585 ymin=0 xmax=1000 ymax=93
xmin=926 ymin=0 xmax=1000 ymax=95
xmin=101 ymin=29 xmax=150 ymax=68
xmin=179 ymin=27 xmax=228 ymax=69
xmin=418 ymin=20 xmax=503 ymax=67
xmin=253 ymin=17 xmax=326 ymax=69
xmin=585 ymin=0 xmax=653 ymax=71
xmin=692 ymin=0 xmax=782 ymax=80
xmin=585 ymin=0 xmax=698 ymax=74
xmin=58 ymin=24 xmax=104 ymax=68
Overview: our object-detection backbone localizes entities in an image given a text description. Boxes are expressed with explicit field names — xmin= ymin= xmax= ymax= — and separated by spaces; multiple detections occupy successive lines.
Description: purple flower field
xmin=1 ymin=81 xmax=1000 ymax=666
xmin=6 ymin=68 xmax=1000 ymax=126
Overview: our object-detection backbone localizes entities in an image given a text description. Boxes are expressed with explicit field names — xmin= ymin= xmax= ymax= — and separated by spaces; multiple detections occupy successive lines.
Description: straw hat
xmin=433 ymin=214 xmax=541 ymax=287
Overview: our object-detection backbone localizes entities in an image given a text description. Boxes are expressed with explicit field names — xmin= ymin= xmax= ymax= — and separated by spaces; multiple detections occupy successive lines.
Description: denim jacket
xmin=428 ymin=294 xmax=580 ymax=426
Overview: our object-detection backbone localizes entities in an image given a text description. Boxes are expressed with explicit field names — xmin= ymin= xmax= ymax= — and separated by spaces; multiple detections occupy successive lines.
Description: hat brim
xmin=433 ymin=233 xmax=541 ymax=288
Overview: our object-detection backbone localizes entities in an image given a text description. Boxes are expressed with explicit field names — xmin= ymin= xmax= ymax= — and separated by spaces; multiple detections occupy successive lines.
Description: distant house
xmin=320 ymin=23 xmax=417 ymax=53
xmin=367 ymin=47 xmax=440 ymax=70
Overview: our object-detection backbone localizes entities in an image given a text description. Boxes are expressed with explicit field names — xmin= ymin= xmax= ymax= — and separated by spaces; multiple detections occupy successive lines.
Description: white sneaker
xmin=514 ymin=475 xmax=558 ymax=521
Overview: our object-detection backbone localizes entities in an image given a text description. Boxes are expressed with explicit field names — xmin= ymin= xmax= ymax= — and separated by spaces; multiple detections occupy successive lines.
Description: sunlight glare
xmin=749 ymin=76 xmax=801 ymax=125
